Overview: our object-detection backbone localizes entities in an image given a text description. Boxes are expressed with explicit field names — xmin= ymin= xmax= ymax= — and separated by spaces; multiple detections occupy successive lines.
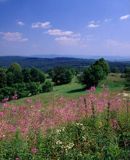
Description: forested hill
xmin=0 ymin=56 xmax=130 ymax=72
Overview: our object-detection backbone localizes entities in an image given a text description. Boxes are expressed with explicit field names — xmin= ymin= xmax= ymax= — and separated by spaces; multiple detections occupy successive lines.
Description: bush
xmin=50 ymin=67 xmax=73 ymax=85
xmin=0 ymin=87 xmax=15 ymax=100
xmin=26 ymin=82 xmax=40 ymax=96
xmin=42 ymin=80 xmax=53 ymax=92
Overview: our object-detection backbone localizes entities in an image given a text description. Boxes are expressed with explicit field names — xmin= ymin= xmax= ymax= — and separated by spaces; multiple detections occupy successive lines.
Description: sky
xmin=0 ymin=0 xmax=130 ymax=58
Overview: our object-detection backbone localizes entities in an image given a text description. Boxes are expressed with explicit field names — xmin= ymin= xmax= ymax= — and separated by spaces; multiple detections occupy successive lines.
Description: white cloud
xmin=32 ymin=21 xmax=51 ymax=29
xmin=87 ymin=21 xmax=100 ymax=28
xmin=120 ymin=14 xmax=130 ymax=20
xmin=17 ymin=21 xmax=25 ymax=26
xmin=55 ymin=36 xmax=81 ymax=46
xmin=47 ymin=29 xmax=74 ymax=37
xmin=0 ymin=32 xmax=28 ymax=42
xmin=46 ymin=27 xmax=82 ymax=46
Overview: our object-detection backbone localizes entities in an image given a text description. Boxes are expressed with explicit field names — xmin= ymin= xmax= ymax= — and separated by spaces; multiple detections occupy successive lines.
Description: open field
xmin=9 ymin=73 xmax=125 ymax=106
xmin=0 ymin=78 xmax=130 ymax=159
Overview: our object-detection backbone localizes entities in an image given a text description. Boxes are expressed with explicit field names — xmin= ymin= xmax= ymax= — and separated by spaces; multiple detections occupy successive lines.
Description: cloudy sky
xmin=0 ymin=0 xmax=130 ymax=58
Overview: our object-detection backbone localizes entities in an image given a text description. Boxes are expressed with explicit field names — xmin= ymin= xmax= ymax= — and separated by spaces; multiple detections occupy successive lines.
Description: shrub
xmin=26 ymin=82 xmax=40 ymax=96
xmin=50 ymin=67 xmax=73 ymax=85
xmin=42 ymin=80 xmax=53 ymax=92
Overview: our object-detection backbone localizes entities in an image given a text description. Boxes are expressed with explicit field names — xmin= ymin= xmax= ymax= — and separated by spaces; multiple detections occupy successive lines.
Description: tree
xmin=30 ymin=68 xmax=45 ymax=83
xmin=6 ymin=72 xmax=14 ymax=86
xmin=42 ymin=80 xmax=53 ymax=92
xmin=80 ymin=58 xmax=109 ymax=88
xmin=22 ymin=68 xmax=31 ymax=83
xmin=0 ymin=68 xmax=7 ymax=88
xmin=51 ymin=67 xmax=73 ymax=85
xmin=125 ymin=67 xmax=130 ymax=90
xmin=94 ymin=58 xmax=110 ymax=76
xmin=8 ymin=63 xmax=23 ymax=83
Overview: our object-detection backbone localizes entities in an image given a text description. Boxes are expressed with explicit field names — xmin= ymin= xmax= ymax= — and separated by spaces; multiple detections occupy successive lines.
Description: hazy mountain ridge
xmin=0 ymin=56 xmax=130 ymax=71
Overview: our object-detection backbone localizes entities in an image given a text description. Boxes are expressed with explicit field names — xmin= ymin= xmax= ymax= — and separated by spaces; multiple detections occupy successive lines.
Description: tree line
xmin=0 ymin=58 xmax=110 ymax=102
xmin=0 ymin=63 xmax=53 ymax=101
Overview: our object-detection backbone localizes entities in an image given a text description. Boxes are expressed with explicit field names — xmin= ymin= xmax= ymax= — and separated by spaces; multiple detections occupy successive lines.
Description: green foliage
xmin=80 ymin=58 xmax=109 ymax=88
xmin=12 ymin=83 xmax=29 ymax=98
xmin=26 ymin=82 xmax=40 ymax=96
xmin=42 ymin=80 xmax=53 ymax=92
xmin=30 ymin=68 xmax=45 ymax=83
xmin=8 ymin=63 xmax=23 ymax=83
xmin=0 ymin=63 xmax=49 ymax=101
xmin=22 ymin=68 xmax=31 ymax=83
xmin=0 ymin=114 xmax=130 ymax=159
xmin=6 ymin=72 xmax=14 ymax=86
xmin=0 ymin=68 xmax=7 ymax=88
xmin=0 ymin=86 xmax=15 ymax=100
xmin=125 ymin=67 xmax=130 ymax=90
xmin=50 ymin=67 xmax=73 ymax=85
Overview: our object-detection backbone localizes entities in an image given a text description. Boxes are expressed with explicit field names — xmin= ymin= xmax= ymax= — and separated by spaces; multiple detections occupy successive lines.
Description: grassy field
xmin=9 ymin=73 xmax=125 ymax=106
xmin=1 ymin=73 xmax=130 ymax=160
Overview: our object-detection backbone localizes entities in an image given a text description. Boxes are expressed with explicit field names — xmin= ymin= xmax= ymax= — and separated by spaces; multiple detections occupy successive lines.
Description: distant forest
xmin=0 ymin=56 xmax=130 ymax=72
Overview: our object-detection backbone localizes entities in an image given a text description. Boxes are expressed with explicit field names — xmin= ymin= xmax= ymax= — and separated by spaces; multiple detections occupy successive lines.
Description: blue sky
xmin=0 ymin=0 xmax=130 ymax=58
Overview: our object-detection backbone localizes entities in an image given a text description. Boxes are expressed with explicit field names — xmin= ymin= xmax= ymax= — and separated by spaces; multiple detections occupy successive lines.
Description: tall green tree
xmin=30 ymin=68 xmax=45 ymax=83
xmin=6 ymin=72 xmax=14 ymax=86
xmin=0 ymin=68 xmax=7 ymax=88
xmin=8 ymin=63 xmax=23 ymax=83
xmin=80 ymin=58 xmax=109 ymax=88
xmin=22 ymin=68 xmax=31 ymax=83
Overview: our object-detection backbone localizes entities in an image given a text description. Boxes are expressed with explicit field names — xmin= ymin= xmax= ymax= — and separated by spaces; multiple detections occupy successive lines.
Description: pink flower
xmin=0 ymin=112 xmax=4 ymax=117
xmin=31 ymin=147 xmax=38 ymax=154
xmin=2 ymin=97 xmax=9 ymax=103
xmin=15 ymin=158 xmax=20 ymax=160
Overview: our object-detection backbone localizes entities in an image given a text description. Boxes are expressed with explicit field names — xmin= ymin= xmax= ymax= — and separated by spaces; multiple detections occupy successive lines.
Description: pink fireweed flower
xmin=11 ymin=94 xmax=18 ymax=100
xmin=31 ymin=147 xmax=38 ymax=154
xmin=87 ymin=86 xmax=96 ymax=92
xmin=2 ymin=97 xmax=9 ymax=103
xmin=0 ymin=112 xmax=4 ymax=117
xmin=26 ymin=99 xmax=32 ymax=104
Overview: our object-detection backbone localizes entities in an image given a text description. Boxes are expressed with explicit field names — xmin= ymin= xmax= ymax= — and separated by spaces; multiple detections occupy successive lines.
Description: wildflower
xmin=31 ymin=147 xmax=38 ymax=154
xmin=15 ymin=158 xmax=20 ymax=160
xmin=0 ymin=112 xmax=4 ymax=117
xmin=65 ymin=143 xmax=74 ymax=150
xmin=76 ymin=123 xmax=83 ymax=126
xmin=56 ymin=129 xmax=62 ymax=134
xmin=56 ymin=140 xmax=62 ymax=145
xmin=123 ymin=93 xmax=129 ymax=97
xmin=2 ymin=97 xmax=9 ymax=103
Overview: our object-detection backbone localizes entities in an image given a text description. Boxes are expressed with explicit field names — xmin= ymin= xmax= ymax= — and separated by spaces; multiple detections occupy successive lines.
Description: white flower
xmin=56 ymin=140 xmax=62 ymax=145
xmin=66 ymin=143 xmax=74 ymax=150
xmin=123 ymin=93 xmax=129 ymax=97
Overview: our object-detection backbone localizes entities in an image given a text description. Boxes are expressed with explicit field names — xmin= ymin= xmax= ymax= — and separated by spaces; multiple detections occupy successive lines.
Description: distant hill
xmin=0 ymin=56 xmax=130 ymax=72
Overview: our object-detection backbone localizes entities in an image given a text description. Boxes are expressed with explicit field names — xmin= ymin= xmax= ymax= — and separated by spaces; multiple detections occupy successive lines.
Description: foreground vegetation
xmin=0 ymin=88 xmax=130 ymax=159
xmin=0 ymin=58 xmax=130 ymax=159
